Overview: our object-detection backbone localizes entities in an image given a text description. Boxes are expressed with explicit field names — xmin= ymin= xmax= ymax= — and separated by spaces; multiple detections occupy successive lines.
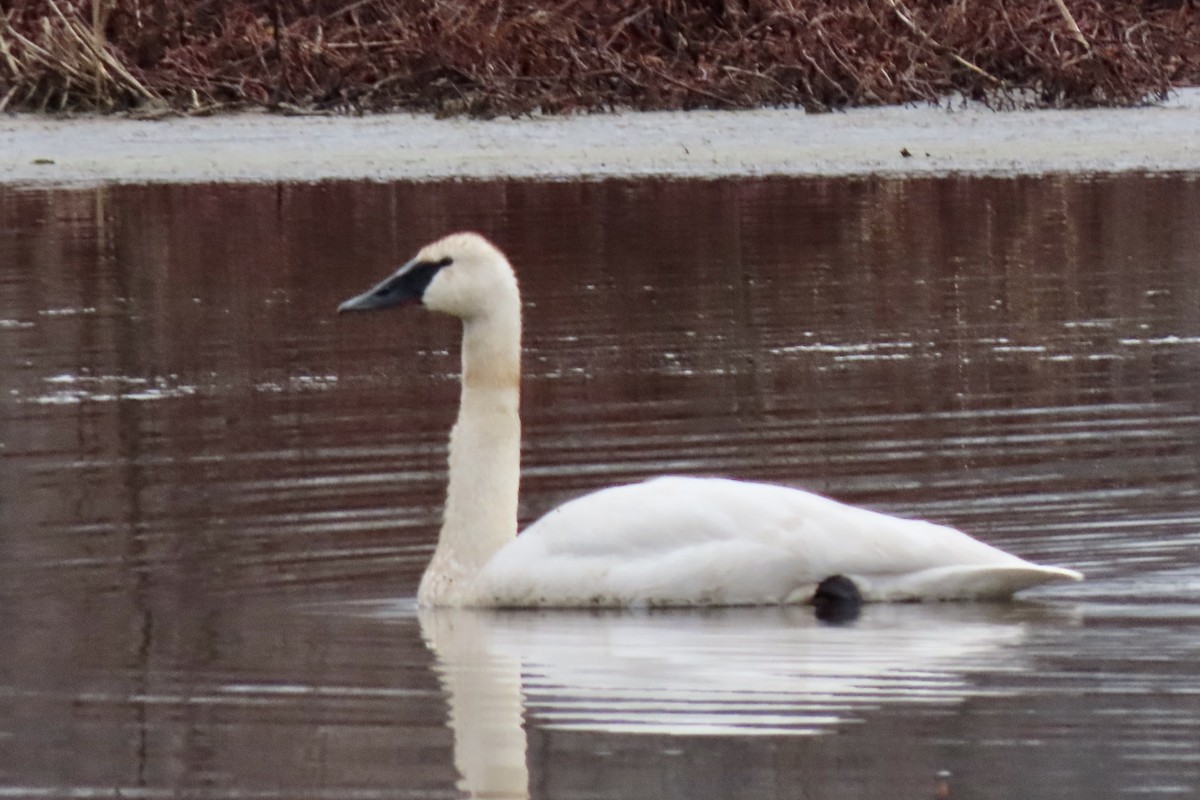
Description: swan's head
xmin=338 ymin=232 xmax=517 ymax=320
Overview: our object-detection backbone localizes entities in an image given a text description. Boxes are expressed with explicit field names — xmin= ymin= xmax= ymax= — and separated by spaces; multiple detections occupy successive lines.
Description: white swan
xmin=338 ymin=232 xmax=1083 ymax=607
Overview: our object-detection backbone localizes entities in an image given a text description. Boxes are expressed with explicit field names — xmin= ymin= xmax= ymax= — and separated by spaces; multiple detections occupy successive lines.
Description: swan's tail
xmin=851 ymin=564 xmax=1083 ymax=602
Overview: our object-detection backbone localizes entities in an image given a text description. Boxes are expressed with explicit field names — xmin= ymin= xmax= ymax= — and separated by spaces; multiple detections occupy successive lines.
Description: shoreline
xmin=3 ymin=89 xmax=1200 ymax=189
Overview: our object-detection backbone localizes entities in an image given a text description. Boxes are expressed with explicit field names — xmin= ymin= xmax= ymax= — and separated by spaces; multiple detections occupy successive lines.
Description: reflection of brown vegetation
xmin=3 ymin=175 xmax=1198 ymax=590
xmin=0 ymin=0 xmax=1196 ymax=115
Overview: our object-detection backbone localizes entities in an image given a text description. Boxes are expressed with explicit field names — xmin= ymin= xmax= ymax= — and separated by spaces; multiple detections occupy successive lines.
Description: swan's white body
xmin=339 ymin=232 xmax=1082 ymax=608
xmin=475 ymin=476 xmax=1079 ymax=606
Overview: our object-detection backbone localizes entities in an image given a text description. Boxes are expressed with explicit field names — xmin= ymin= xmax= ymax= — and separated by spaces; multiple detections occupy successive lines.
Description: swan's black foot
xmin=811 ymin=574 xmax=862 ymax=624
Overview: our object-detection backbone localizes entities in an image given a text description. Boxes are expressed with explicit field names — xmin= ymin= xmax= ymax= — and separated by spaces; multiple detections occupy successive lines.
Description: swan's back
xmin=473 ymin=477 xmax=1081 ymax=607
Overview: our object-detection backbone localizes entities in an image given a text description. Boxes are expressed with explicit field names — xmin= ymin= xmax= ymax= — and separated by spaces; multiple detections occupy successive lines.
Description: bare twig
xmin=1051 ymin=0 xmax=1091 ymax=51
xmin=649 ymin=66 xmax=737 ymax=106
xmin=0 ymin=21 xmax=22 ymax=76
xmin=0 ymin=82 xmax=20 ymax=111
xmin=886 ymin=0 xmax=1002 ymax=85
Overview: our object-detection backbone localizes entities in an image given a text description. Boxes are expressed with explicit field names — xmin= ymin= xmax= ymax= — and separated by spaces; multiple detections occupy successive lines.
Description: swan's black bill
xmin=338 ymin=256 xmax=452 ymax=313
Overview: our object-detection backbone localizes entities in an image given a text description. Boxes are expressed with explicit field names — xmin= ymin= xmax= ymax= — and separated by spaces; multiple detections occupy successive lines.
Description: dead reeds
xmin=0 ymin=0 xmax=158 ymax=111
xmin=0 ymin=0 xmax=1196 ymax=116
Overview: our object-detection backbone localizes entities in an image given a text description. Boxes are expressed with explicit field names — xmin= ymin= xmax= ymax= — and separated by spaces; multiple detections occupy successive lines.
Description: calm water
xmin=1 ymin=175 xmax=1199 ymax=799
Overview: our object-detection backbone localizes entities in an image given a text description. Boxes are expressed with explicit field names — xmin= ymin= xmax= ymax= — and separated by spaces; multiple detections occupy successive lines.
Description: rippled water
xmin=1 ymin=175 xmax=1199 ymax=799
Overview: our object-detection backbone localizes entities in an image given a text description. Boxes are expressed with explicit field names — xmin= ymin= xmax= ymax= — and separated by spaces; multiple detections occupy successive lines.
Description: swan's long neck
xmin=418 ymin=300 xmax=522 ymax=606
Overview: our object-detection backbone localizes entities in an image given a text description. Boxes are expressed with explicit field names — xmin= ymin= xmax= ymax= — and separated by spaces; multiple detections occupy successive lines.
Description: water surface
xmin=1 ymin=175 xmax=1199 ymax=799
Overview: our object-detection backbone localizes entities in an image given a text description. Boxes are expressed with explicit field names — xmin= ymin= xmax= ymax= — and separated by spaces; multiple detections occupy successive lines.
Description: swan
xmin=338 ymin=232 xmax=1083 ymax=607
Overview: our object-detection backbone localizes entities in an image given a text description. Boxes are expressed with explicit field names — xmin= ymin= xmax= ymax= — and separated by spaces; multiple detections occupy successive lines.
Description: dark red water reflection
xmin=1 ymin=175 xmax=1199 ymax=799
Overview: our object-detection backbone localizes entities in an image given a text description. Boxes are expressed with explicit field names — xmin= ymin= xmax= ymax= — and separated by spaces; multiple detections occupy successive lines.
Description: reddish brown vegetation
xmin=1 ymin=0 xmax=1197 ymax=116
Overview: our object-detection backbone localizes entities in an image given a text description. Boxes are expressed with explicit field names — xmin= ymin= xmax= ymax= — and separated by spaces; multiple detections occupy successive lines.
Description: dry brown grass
xmin=1 ymin=0 xmax=1197 ymax=116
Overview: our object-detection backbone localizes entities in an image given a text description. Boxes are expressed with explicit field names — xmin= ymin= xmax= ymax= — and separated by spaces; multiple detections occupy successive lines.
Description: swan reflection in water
xmin=405 ymin=603 xmax=1062 ymax=799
